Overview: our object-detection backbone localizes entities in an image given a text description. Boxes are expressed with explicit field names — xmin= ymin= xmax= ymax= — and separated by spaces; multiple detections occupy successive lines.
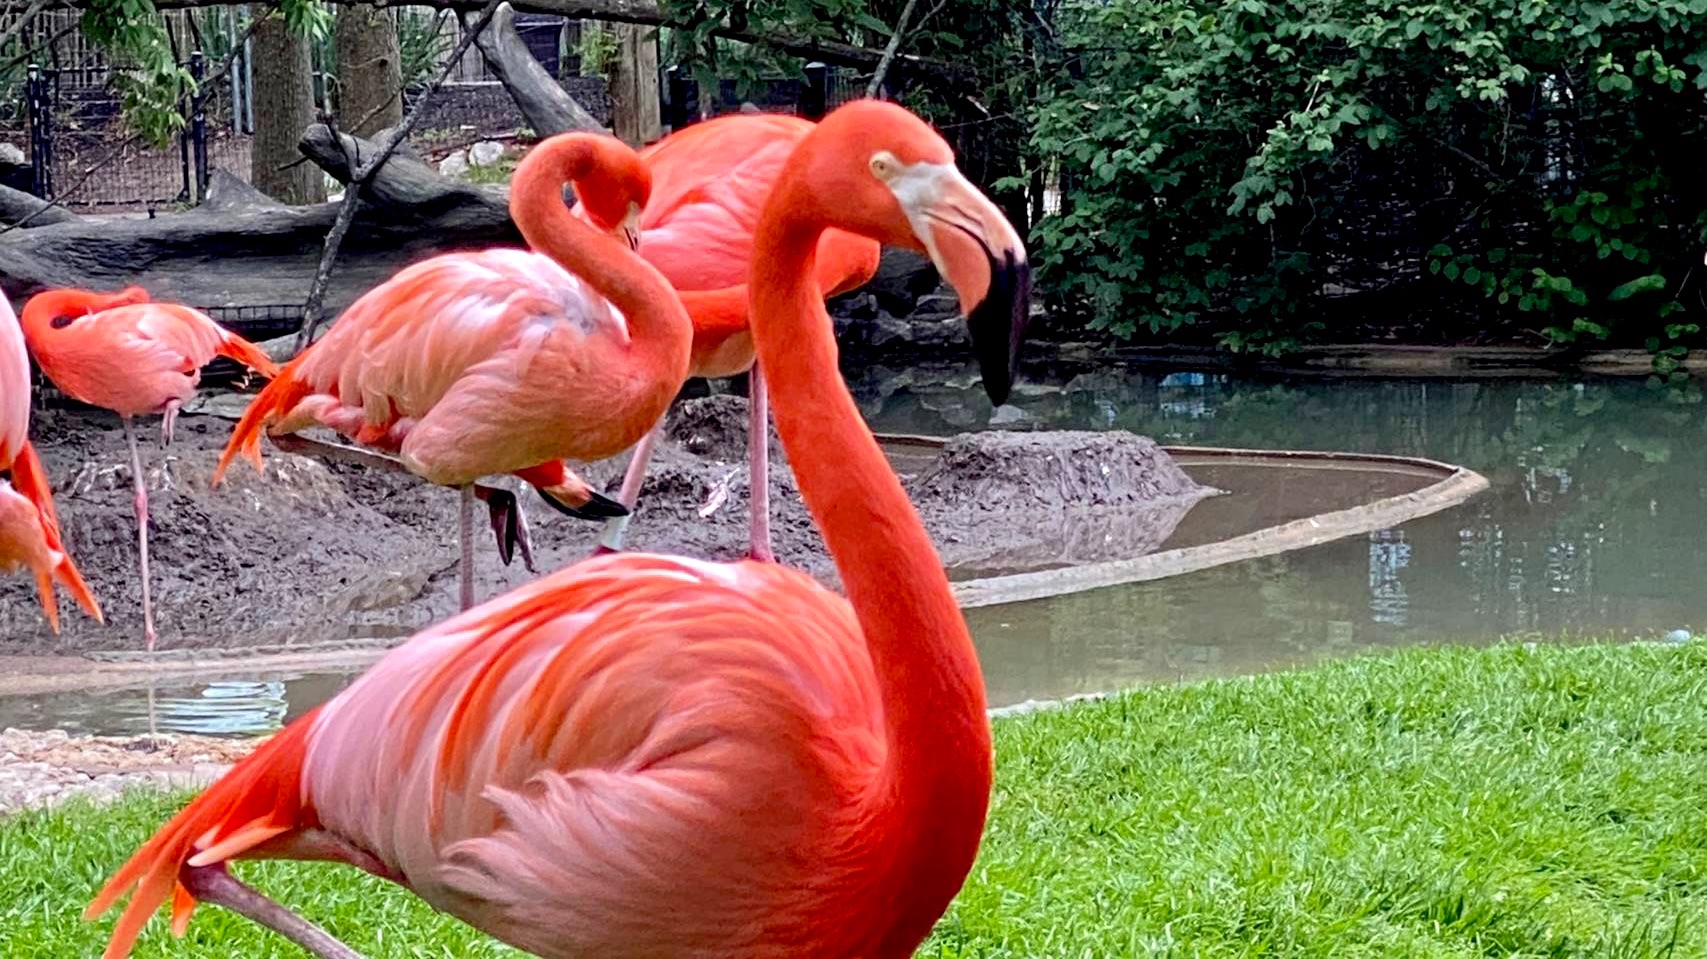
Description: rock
xmin=469 ymin=140 xmax=507 ymax=167
xmin=438 ymin=149 xmax=471 ymax=177
xmin=0 ymin=142 xmax=25 ymax=165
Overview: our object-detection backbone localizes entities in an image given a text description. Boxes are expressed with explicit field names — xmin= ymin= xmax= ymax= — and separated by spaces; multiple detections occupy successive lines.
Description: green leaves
xmin=1024 ymin=0 xmax=1707 ymax=354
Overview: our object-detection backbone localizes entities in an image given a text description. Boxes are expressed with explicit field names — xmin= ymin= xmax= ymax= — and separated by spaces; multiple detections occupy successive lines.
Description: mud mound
xmin=663 ymin=394 xmax=781 ymax=463
xmin=2 ymin=399 xmax=1212 ymax=654
xmin=910 ymin=431 xmax=1203 ymax=511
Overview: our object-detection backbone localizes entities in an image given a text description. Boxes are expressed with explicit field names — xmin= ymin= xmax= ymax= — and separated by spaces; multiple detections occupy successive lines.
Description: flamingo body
xmin=260 ymin=249 xmax=652 ymax=485
xmin=19 ymin=293 xmax=280 ymax=417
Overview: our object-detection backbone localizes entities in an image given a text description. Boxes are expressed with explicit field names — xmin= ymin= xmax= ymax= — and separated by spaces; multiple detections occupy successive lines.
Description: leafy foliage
xmin=1024 ymin=0 xmax=1707 ymax=356
xmin=76 ymin=0 xmax=329 ymax=147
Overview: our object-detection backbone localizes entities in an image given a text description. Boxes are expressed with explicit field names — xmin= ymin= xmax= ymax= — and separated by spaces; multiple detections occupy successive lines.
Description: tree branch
xmin=469 ymin=2 xmax=605 ymax=136
xmin=865 ymin=0 xmax=918 ymax=98
xmin=295 ymin=0 xmax=504 ymax=351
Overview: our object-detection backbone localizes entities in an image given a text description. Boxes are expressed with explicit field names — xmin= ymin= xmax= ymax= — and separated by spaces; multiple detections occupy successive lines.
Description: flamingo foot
xmin=476 ymin=485 xmax=537 ymax=573
xmin=180 ymin=862 xmax=367 ymax=959
xmin=160 ymin=401 xmax=181 ymax=447
xmin=537 ymin=486 xmax=629 ymax=521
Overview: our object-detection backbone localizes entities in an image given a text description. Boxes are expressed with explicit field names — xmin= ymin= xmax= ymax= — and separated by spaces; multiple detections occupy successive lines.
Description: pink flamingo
xmin=0 ymin=293 xmax=101 ymax=632
xmin=591 ymin=113 xmax=882 ymax=561
xmin=19 ymin=287 xmax=280 ymax=648
xmin=88 ymin=100 xmax=1028 ymax=959
xmin=214 ymin=132 xmax=692 ymax=610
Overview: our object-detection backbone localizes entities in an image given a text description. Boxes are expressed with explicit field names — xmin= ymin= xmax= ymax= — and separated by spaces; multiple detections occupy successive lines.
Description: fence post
xmin=189 ymin=50 xmax=209 ymax=201
xmin=800 ymin=62 xmax=827 ymax=120
xmin=25 ymin=64 xmax=52 ymax=200
xmin=666 ymin=65 xmax=694 ymax=132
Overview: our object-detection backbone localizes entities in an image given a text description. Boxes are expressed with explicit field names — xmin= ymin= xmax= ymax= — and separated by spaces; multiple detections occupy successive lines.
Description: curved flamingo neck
xmin=749 ymin=174 xmax=992 ymax=946
xmin=508 ymin=139 xmax=687 ymax=366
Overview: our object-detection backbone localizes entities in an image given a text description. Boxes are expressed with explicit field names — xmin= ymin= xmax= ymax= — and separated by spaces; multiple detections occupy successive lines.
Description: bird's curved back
xmin=0 ymin=296 xmax=29 ymax=467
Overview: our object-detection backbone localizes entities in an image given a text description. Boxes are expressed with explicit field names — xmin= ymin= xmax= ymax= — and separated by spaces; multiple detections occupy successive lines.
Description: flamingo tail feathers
xmin=12 ymin=441 xmax=101 ymax=626
xmin=215 ymin=332 xmax=283 ymax=381
xmin=212 ymin=357 xmax=311 ymax=486
xmin=85 ymin=709 xmax=320 ymax=959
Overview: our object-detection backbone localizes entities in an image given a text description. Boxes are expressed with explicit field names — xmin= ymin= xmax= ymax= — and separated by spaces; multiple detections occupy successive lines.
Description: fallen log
xmin=471 ymin=3 xmax=607 ymax=137
xmin=0 ymin=135 xmax=521 ymax=326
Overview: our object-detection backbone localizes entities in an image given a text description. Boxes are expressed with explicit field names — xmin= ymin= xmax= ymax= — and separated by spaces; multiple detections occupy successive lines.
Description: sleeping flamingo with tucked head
xmin=588 ymin=113 xmax=883 ymax=562
xmin=19 ymin=286 xmax=280 ymax=649
xmin=0 ymin=293 xmax=101 ymax=633
xmin=212 ymin=132 xmax=694 ymax=611
xmin=87 ymin=99 xmax=1029 ymax=959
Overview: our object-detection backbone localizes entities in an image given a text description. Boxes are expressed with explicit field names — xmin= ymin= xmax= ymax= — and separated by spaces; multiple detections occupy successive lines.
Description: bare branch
xmin=865 ymin=0 xmax=918 ymax=98
xmin=0 ymin=0 xmax=47 ymax=55
xmin=295 ymin=0 xmax=504 ymax=351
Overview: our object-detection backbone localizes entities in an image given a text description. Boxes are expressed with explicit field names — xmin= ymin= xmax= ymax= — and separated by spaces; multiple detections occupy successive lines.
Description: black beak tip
xmin=965 ymin=249 xmax=1031 ymax=408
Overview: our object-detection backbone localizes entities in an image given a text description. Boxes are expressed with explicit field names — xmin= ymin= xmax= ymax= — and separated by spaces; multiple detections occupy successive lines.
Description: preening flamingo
xmin=19 ymin=287 xmax=279 ymax=649
xmin=589 ymin=113 xmax=882 ymax=561
xmin=88 ymin=99 xmax=1029 ymax=959
xmin=212 ymin=132 xmax=692 ymax=610
xmin=0 ymin=294 xmax=101 ymax=632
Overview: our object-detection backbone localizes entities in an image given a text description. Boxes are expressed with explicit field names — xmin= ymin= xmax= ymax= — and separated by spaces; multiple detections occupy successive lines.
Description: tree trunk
xmin=251 ymin=15 xmax=326 ymax=204
xmin=334 ymin=6 xmax=403 ymax=136
xmin=608 ymin=23 xmax=659 ymax=146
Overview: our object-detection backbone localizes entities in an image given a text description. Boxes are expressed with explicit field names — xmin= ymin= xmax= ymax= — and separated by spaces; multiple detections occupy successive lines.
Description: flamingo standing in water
xmin=0 ymin=294 xmax=101 ymax=632
xmin=88 ymin=100 xmax=1029 ymax=959
xmin=213 ymin=132 xmax=692 ymax=611
xmin=19 ymin=287 xmax=280 ymax=649
xmin=591 ymin=113 xmax=882 ymax=561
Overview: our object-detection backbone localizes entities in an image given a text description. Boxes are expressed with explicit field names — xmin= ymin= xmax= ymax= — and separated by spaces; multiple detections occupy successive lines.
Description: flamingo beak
xmin=620 ymin=204 xmax=642 ymax=252
xmin=899 ymin=167 xmax=1031 ymax=406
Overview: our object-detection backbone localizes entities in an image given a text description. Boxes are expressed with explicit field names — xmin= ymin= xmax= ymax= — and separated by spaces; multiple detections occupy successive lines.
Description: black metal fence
xmin=20 ymin=50 xmax=233 ymax=211
xmin=662 ymin=62 xmax=863 ymax=132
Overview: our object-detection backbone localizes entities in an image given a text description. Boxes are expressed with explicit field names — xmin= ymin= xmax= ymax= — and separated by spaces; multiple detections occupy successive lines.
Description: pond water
xmin=7 ymin=359 xmax=1701 ymax=736
xmin=851 ymin=360 xmax=1705 ymax=706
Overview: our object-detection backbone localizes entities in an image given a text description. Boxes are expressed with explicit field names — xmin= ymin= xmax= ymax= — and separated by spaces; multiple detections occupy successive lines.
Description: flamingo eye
xmin=49 ymin=313 xmax=77 ymax=329
xmin=869 ymin=152 xmax=900 ymax=182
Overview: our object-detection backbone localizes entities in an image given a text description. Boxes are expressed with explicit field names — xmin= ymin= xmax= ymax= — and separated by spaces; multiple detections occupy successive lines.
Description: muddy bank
xmin=0 ymin=395 xmax=1212 ymax=654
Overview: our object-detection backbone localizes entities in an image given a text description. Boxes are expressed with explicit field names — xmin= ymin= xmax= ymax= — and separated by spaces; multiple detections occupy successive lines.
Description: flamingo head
xmin=19 ymin=286 xmax=151 ymax=335
xmin=798 ymin=100 xmax=1031 ymax=405
xmin=564 ymin=135 xmax=652 ymax=252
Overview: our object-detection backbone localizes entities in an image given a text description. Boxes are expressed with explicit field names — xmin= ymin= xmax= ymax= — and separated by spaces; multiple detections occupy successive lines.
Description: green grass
xmin=5 ymin=642 xmax=1707 ymax=957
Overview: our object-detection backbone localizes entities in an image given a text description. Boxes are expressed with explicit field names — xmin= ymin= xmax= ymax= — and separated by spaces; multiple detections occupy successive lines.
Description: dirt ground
xmin=1 ymin=394 xmax=1212 ymax=654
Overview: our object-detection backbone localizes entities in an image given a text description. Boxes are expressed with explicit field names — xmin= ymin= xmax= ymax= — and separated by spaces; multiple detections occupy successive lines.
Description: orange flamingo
xmin=0 ymin=293 xmax=101 ymax=632
xmin=590 ymin=114 xmax=882 ymax=562
xmin=88 ymin=100 xmax=1029 ymax=959
xmin=213 ymin=132 xmax=692 ymax=610
xmin=19 ymin=286 xmax=280 ymax=649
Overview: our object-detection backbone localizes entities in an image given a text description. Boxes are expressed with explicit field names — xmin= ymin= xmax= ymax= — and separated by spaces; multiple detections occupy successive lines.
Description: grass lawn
xmin=3 ymin=641 xmax=1705 ymax=957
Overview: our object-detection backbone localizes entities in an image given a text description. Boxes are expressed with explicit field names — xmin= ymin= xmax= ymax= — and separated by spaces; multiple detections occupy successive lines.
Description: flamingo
xmin=589 ymin=113 xmax=883 ymax=562
xmin=212 ymin=132 xmax=693 ymax=611
xmin=18 ymin=286 xmax=280 ymax=649
xmin=87 ymin=99 xmax=1029 ymax=959
xmin=0 ymin=293 xmax=102 ymax=632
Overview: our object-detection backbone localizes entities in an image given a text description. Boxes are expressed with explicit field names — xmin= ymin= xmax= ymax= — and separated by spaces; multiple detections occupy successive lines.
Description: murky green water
xmin=9 ymin=362 xmax=1701 ymax=735
xmin=853 ymin=362 xmax=1706 ymax=705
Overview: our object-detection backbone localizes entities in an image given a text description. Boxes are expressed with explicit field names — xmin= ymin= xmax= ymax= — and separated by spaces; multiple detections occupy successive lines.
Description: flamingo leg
xmin=121 ymin=417 xmax=159 ymax=655
xmin=180 ymin=863 xmax=366 ymax=959
xmin=458 ymin=485 xmax=475 ymax=611
xmin=595 ymin=423 xmax=662 ymax=556
xmin=748 ymin=363 xmax=775 ymax=563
